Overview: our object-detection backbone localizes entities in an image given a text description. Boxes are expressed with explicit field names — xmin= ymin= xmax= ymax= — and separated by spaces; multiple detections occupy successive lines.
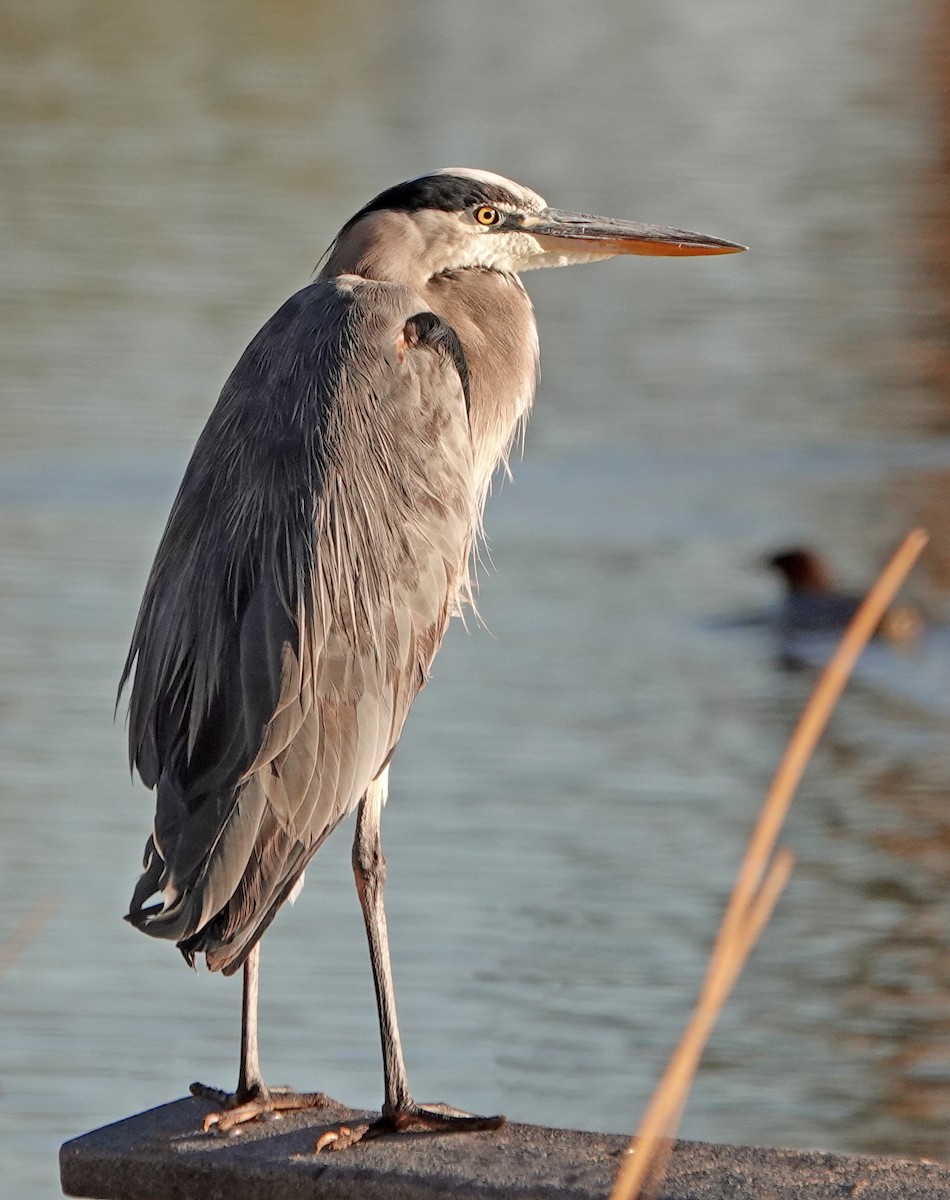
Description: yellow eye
xmin=474 ymin=205 xmax=501 ymax=227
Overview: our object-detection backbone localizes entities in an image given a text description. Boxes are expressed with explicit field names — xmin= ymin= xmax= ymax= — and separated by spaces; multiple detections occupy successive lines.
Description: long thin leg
xmin=319 ymin=769 xmax=503 ymax=1151
xmin=238 ymin=942 xmax=265 ymax=1097
xmin=191 ymin=941 xmax=332 ymax=1132
xmin=191 ymin=944 xmax=266 ymax=1110
xmin=352 ymin=770 xmax=413 ymax=1114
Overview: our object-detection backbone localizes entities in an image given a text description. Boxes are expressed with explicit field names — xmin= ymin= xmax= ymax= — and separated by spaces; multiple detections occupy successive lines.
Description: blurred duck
xmin=766 ymin=547 xmax=923 ymax=650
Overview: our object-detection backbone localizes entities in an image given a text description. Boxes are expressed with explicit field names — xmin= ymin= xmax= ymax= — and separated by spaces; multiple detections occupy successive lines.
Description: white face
xmin=422 ymin=167 xmax=619 ymax=275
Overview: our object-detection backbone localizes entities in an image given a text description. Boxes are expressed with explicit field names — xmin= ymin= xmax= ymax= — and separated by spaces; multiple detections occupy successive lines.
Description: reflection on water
xmin=3 ymin=2 xmax=950 ymax=1197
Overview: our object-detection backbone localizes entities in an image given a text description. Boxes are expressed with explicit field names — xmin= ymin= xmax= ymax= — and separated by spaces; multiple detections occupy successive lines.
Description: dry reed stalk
xmin=0 ymin=892 xmax=59 ymax=985
xmin=609 ymin=528 xmax=928 ymax=1200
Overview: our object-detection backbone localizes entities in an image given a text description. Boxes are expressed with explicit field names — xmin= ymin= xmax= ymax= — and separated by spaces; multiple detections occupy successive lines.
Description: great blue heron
xmin=120 ymin=168 xmax=744 ymax=1146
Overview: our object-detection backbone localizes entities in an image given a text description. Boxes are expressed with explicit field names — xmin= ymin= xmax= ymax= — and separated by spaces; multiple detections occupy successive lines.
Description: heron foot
xmin=315 ymin=1101 xmax=505 ymax=1151
xmin=190 ymin=1081 xmax=333 ymax=1133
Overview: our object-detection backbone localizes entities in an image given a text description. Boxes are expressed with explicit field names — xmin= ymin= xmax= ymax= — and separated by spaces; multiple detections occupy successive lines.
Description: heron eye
xmin=474 ymin=205 xmax=501 ymax=227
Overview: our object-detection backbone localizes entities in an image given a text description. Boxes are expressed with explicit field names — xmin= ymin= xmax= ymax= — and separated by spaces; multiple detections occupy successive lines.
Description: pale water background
xmin=5 ymin=2 xmax=950 ymax=1197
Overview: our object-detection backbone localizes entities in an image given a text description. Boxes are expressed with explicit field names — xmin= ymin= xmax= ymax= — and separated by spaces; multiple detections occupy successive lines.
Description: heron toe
xmin=316 ymin=1101 xmax=505 ymax=1151
xmin=191 ymin=1081 xmax=333 ymax=1133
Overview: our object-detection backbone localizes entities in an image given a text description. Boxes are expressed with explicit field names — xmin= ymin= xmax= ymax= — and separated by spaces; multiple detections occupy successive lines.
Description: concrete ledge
xmin=60 ymin=1096 xmax=950 ymax=1200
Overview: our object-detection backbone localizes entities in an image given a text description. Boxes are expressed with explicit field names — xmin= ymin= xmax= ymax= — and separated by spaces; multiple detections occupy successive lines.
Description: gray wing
xmin=121 ymin=276 xmax=475 ymax=974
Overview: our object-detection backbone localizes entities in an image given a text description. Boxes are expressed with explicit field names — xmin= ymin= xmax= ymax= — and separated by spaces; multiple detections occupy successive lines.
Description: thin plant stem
xmin=609 ymin=529 xmax=928 ymax=1200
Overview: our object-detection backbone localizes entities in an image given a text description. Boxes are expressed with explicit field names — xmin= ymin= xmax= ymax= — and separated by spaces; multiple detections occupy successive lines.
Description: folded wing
xmin=121 ymin=277 xmax=475 ymax=974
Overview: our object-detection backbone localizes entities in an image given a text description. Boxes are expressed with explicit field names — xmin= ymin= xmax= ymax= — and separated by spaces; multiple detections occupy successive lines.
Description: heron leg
xmin=318 ymin=772 xmax=504 ymax=1151
xmin=238 ymin=937 xmax=266 ymax=1096
xmin=190 ymin=942 xmax=332 ymax=1133
xmin=353 ymin=772 xmax=413 ymax=1114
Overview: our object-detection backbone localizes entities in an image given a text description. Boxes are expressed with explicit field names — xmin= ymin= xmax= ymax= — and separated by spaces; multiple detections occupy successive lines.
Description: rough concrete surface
xmin=60 ymin=1096 xmax=950 ymax=1200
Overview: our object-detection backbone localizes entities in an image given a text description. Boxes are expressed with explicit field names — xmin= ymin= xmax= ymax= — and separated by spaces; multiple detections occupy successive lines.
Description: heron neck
xmin=421 ymin=268 xmax=539 ymax=511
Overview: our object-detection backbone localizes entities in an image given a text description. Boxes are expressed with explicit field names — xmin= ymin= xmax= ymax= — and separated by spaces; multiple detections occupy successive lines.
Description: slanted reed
xmin=610 ymin=528 xmax=929 ymax=1200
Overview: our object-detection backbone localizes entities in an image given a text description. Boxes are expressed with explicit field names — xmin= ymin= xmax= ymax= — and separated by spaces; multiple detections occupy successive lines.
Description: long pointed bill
xmin=524 ymin=207 xmax=747 ymax=257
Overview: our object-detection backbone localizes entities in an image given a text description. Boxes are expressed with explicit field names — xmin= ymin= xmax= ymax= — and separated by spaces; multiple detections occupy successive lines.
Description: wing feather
xmin=122 ymin=278 xmax=476 ymax=972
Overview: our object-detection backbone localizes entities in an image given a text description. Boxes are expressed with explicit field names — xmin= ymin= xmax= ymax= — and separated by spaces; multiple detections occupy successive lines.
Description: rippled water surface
xmin=4 ymin=3 xmax=950 ymax=1197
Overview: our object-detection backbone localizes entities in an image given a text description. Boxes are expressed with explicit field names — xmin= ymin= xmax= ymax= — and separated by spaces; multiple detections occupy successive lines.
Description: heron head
xmin=322 ymin=167 xmax=746 ymax=285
